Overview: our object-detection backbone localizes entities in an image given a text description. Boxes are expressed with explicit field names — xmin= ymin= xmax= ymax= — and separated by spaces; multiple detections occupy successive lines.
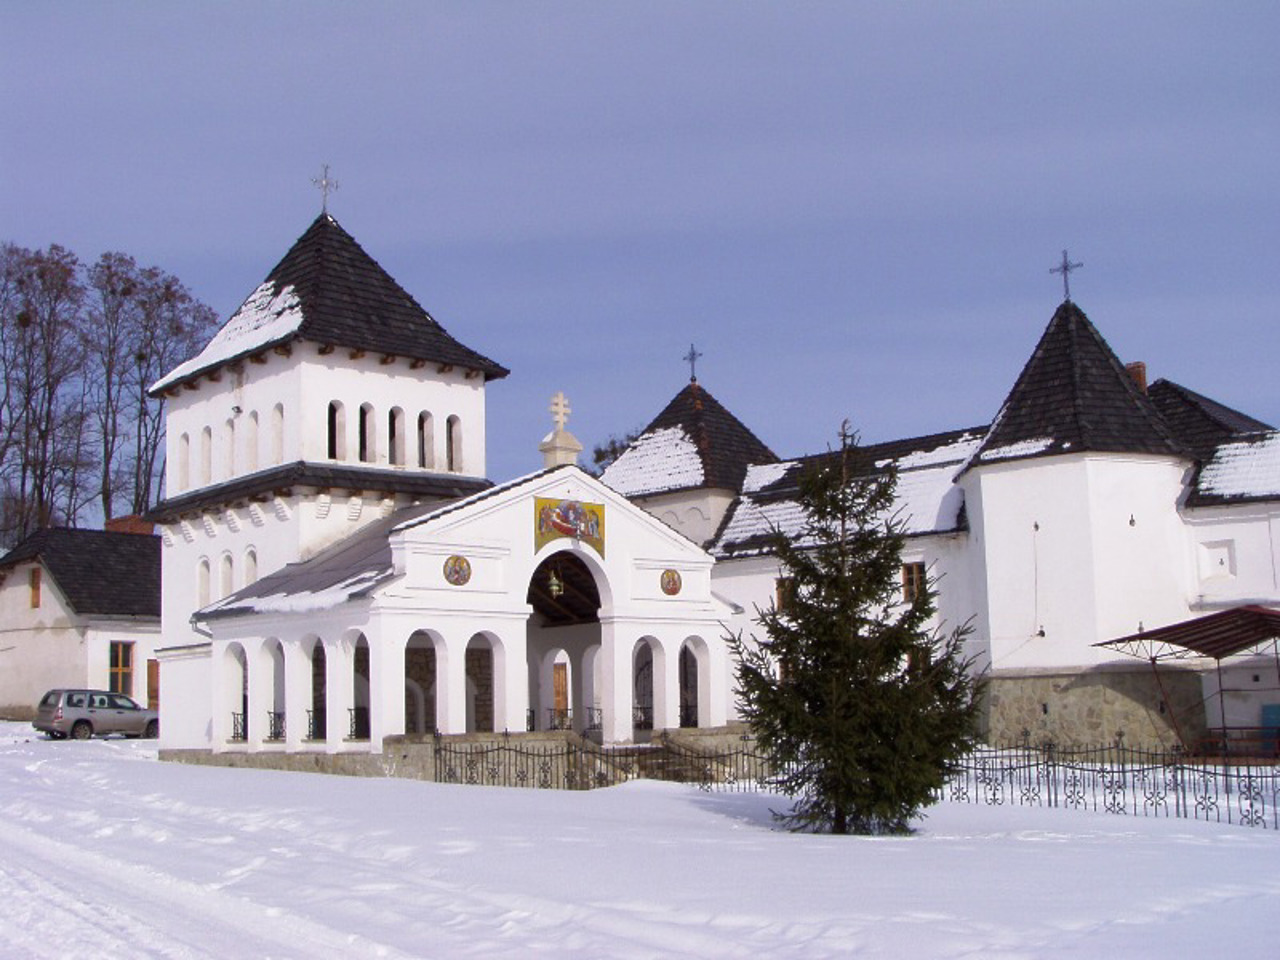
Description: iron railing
xmin=348 ymin=706 xmax=370 ymax=740
xmin=679 ymin=704 xmax=698 ymax=728
xmin=585 ymin=707 xmax=603 ymax=731
xmin=632 ymin=705 xmax=653 ymax=730
xmin=547 ymin=708 xmax=573 ymax=731
xmin=266 ymin=711 xmax=285 ymax=741
xmin=307 ymin=709 xmax=326 ymax=740
xmin=230 ymin=712 xmax=246 ymax=742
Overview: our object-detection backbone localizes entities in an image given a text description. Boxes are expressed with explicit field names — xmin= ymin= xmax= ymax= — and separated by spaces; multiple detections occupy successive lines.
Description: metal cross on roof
xmin=683 ymin=343 xmax=703 ymax=382
xmin=1050 ymin=249 xmax=1083 ymax=301
xmin=549 ymin=391 xmax=571 ymax=431
xmin=312 ymin=164 xmax=339 ymax=213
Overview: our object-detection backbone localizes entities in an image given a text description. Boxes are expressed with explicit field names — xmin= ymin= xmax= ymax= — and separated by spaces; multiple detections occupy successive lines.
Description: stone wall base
xmin=984 ymin=665 xmax=1207 ymax=749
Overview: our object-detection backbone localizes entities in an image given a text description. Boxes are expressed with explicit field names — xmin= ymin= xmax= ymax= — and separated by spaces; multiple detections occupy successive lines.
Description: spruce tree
xmin=731 ymin=426 xmax=982 ymax=834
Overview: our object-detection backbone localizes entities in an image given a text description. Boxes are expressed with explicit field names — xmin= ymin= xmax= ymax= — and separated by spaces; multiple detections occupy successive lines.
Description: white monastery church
xmin=151 ymin=214 xmax=1280 ymax=757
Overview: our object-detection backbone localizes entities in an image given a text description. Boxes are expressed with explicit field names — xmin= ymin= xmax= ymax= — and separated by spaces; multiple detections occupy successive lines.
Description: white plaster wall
xmin=0 ymin=563 xmax=87 ymax=712
xmin=298 ymin=352 xmax=487 ymax=477
xmin=164 ymin=353 xmax=301 ymax=494
xmin=84 ymin=622 xmax=162 ymax=705
xmin=631 ymin=488 xmax=737 ymax=547
xmin=155 ymin=643 xmax=212 ymax=748
xmin=1183 ymin=502 xmax=1280 ymax=611
xmin=1201 ymin=657 xmax=1280 ymax=729
xmin=963 ymin=454 xmax=1193 ymax=672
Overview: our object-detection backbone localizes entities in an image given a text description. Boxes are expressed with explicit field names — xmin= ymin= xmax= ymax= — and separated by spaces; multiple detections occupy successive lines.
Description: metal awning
xmin=1096 ymin=605 xmax=1280 ymax=662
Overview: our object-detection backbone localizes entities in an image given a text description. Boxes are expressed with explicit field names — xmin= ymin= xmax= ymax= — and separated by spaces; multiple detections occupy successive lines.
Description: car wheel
xmin=144 ymin=720 xmax=159 ymax=739
xmin=70 ymin=720 xmax=92 ymax=740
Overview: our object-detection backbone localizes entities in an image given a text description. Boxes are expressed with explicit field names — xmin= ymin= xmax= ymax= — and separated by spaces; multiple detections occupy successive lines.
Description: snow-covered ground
xmin=1 ymin=722 xmax=1277 ymax=959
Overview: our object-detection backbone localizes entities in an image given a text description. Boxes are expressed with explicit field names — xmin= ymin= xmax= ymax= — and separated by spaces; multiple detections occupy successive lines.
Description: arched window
xmin=359 ymin=403 xmax=375 ymax=463
xmin=177 ymin=432 xmax=190 ymax=491
xmin=244 ymin=548 xmax=258 ymax=585
xmin=271 ymin=404 xmax=284 ymax=465
xmin=388 ymin=407 xmax=406 ymax=466
xmin=225 ymin=418 xmax=236 ymax=479
xmin=327 ymin=402 xmax=346 ymax=460
xmin=220 ymin=553 xmax=234 ymax=599
xmin=197 ymin=557 xmax=211 ymax=607
xmin=200 ymin=427 xmax=212 ymax=485
xmin=446 ymin=415 xmax=462 ymax=473
xmin=246 ymin=411 xmax=259 ymax=472
xmin=417 ymin=412 xmax=434 ymax=469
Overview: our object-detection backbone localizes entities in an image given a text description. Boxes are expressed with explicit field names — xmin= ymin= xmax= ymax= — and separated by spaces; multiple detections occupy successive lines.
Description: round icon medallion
xmin=660 ymin=569 xmax=682 ymax=596
xmin=443 ymin=555 xmax=472 ymax=586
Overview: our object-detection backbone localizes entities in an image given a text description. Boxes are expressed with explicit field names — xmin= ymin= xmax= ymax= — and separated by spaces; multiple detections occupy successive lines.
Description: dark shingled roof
xmin=147 ymin=461 xmax=491 ymax=523
xmin=153 ymin=214 xmax=508 ymax=392
xmin=0 ymin=528 xmax=160 ymax=618
xmin=611 ymin=381 xmax=778 ymax=495
xmin=971 ymin=301 xmax=1187 ymax=467
xmin=1147 ymin=379 xmax=1273 ymax=461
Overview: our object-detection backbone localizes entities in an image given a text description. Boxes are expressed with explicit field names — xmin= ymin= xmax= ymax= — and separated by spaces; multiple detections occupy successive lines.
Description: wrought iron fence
xmin=307 ymin=709 xmax=326 ymax=740
xmin=230 ymin=712 xmax=246 ymax=742
xmin=948 ymin=743 xmax=1280 ymax=829
xmin=266 ymin=711 xmax=285 ymax=741
xmin=348 ymin=706 xmax=370 ymax=740
xmin=429 ymin=734 xmax=1280 ymax=828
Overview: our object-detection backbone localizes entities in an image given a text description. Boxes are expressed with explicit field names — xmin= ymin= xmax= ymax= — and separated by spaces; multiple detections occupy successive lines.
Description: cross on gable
xmin=312 ymin=164 xmax=339 ymax=213
xmin=1050 ymin=249 xmax=1083 ymax=301
xmin=549 ymin=391 xmax=571 ymax=431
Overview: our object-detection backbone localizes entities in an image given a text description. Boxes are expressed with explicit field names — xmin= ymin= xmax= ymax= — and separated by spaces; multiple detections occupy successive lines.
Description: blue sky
xmin=3 ymin=2 xmax=1277 ymax=482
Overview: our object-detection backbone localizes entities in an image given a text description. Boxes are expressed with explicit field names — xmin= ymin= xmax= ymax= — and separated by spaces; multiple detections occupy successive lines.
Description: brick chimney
xmin=1125 ymin=361 xmax=1148 ymax=395
xmin=105 ymin=515 xmax=154 ymax=535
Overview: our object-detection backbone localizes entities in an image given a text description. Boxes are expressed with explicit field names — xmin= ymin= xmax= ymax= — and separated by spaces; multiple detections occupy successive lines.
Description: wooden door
xmin=147 ymin=659 xmax=160 ymax=711
xmin=553 ymin=663 xmax=569 ymax=713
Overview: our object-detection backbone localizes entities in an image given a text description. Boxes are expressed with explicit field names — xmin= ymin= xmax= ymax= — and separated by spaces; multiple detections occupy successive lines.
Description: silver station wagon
xmin=33 ymin=688 xmax=159 ymax=740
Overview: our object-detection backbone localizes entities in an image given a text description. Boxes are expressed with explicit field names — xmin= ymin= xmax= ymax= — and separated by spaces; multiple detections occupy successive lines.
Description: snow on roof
xmin=715 ymin=433 xmax=981 ymax=557
xmin=218 ymin=568 xmax=394 ymax=617
xmin=1196 ymin=431 xmax=1280 ymax=502
xmin=601 ymin=426 xmax=704 ymax=497
xmin=151 ymin=281 xmax=303 ymax=392
xmin=978 ymin=437 xmax=1056 ymax=462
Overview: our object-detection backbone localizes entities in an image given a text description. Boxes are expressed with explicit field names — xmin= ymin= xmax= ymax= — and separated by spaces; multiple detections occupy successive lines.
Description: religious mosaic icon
xmin=443 ymin=555 xmax=472 ymax=586
xmin=660 ymin=569 xmax=682 ymax=596
xmin=535 ymin=498 xmax=605 ymax=557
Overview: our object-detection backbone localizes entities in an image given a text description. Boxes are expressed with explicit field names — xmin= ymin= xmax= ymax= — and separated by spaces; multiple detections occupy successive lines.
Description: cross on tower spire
xmin=549 ymin=391 xmax=571 ymax=431
xmin=1050 ymin=249 xmax=1083 ymax=301
xmin=683 ymin=343 xmax=703 ymax=383
xmin=312 ymin=164 xmax=339 ymax=214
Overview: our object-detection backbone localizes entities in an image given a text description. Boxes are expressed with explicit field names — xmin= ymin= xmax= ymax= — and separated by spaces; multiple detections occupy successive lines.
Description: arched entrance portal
xmin=526 ymin=552 xmax=602 ymax=733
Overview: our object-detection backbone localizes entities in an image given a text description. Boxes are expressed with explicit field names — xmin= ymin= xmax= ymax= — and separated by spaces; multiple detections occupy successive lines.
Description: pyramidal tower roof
xmin=602 ymin=380 xmax=778 ymax=497
xmin=153 ymin=214 xmax=508 ymax=392
xmin=972 ymin=300 xmax=1187 ymax=467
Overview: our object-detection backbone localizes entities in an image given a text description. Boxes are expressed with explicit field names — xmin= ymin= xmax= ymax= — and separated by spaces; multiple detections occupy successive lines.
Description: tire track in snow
xmin=0 ymin=816 xmax=413 ymax=960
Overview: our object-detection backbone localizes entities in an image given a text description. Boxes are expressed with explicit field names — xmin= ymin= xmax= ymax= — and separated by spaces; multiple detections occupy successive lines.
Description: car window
xmin=67 ymin=692 xmax=86 ymax=708
xmin=40 ymin=691 xmax=59 ymax=707
xmin=109 ymin=694 xmax=138 ymax=710
xmin=91 ymin=694 xmax=110 ymax=709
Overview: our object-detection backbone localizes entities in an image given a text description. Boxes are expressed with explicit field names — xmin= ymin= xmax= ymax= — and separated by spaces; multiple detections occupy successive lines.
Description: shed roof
xmin=0 ymin=528 xmax=160 ymax=618
xmin=152 ymin=214 xmax=508 ymax=392
xmin=1096 ymin=605 xmax=1280 ymax=661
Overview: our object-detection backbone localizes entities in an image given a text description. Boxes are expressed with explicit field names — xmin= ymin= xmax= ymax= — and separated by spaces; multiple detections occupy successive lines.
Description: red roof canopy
xmin=1096 ymin=605 xmax=1280 ymax=661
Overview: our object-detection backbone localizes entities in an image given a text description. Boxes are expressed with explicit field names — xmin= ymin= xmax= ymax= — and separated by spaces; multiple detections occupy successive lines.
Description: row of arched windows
xmin=197 ymin=548 xmax=259 ymax=608
xmin=177 ymin=405 xmax=285 ymax=493
xmin=326 ymin=402 xmax=463 ymax=473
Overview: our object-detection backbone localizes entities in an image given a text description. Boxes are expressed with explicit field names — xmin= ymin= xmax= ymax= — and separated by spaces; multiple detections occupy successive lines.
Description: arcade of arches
xmin=208 ymin=548 xmax=720 ymax=752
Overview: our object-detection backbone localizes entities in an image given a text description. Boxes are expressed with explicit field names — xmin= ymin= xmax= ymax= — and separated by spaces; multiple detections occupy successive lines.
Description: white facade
xmin=0 ymin=556 xmax=160 ymax=716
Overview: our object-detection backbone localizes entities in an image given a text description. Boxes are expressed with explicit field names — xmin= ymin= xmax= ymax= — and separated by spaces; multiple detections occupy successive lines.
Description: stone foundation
xmin=985 ymin=665 xmax=1207 ymax=749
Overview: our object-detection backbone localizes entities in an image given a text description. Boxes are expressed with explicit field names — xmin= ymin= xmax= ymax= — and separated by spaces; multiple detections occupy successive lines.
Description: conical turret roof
xmin=602 ymin=381 xmax=777 ymax=497
xmin=152 ymin=214 xmax=508 ymax=393
xmin=971 ymin=301 xmax=1187 ymax=467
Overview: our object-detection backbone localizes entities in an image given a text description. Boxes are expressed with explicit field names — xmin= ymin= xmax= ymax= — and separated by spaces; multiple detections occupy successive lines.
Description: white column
xmin=210 ymin=641 xmax=229 ymax=752
xmin=655 ymin=637 xmax=679 ymax=731
xmin=369 ymin=628 xmax=406 ymax=750
xmin=283 ymin=637 xmax=310 ymax=750
xmin=436 ymin=633 xmax=468 ymax=734
xmin=324 ymin=637 xmax=352 ymax=752
xmin=599 ymin=619 xmax=635 ymax=744
xmin=703 ymin=633 xmax=729 ymax=727
xmin=494 ymin=629 xmax=528 ymax=734
xmin=244 ymin=638 xmax=270 ymax=751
